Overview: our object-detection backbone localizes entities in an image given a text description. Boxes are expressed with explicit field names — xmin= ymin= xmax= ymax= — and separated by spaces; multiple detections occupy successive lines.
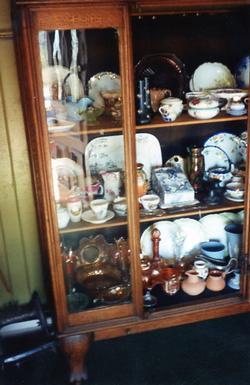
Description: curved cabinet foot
xmin=60 ymin=333 xmax=93 ymax=383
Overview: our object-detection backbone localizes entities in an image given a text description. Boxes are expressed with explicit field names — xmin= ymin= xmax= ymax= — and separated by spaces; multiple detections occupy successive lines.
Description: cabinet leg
xmin=60 ymin=333 xmax=93 ymax=383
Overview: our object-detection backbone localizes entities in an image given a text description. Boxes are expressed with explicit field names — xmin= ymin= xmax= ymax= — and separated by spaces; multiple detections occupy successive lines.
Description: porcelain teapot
xmin=203 ymin=145 xmax=234 ymax=186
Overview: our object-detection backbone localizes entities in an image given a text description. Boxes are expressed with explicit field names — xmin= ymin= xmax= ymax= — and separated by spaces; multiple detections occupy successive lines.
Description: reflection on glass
xmin=39 ymin=28 xmax=130 ymax=313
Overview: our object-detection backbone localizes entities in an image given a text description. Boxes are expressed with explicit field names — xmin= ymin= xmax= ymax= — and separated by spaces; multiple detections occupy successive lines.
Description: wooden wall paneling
xmin=0 ymin=2 xmax=44 ymax=305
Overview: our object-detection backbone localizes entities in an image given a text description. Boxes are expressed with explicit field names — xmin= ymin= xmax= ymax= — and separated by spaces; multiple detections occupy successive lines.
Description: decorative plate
xmin=88 ymin=72 xmax=121 ymax=108
xmin=235 ymin=55 xmax=250 ymax=88
xmin=204 ymin=132 xmax=242 ymax=167
xmin=173 ymin=218 xmax=208 ymax=257
xmin=140 ymin=220 xmax=179 ymax=260
xmin=134 ymin=53 xmax=188 ymax=98
xmin=51 ymin=158 xmax=85 ymax=202
xmin=202 ymin=145 xmax=231 ymax=171
xmin=85 ymin=133 xmax=162 ymax=181
xmin=190 ymin=62 xmax=236 ymax=91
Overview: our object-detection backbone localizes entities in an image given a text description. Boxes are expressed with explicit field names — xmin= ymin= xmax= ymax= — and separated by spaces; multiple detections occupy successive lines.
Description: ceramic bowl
xmin=200 ymin=241 xmax=225 ymax=261
xmin=225 ymin=182 xmax=244 ymax=199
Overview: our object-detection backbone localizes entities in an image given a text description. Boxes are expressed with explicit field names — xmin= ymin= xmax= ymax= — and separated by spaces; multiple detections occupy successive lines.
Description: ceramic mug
xmin=159 ymin=97 xmax=183 ymax=122
xmin=193 ymin=259 xmax=209 ymax=279
xmin=90 ymin=199 xmax=109 ymax=220
xmin=139 ymin=194 xmax=160 ymax=211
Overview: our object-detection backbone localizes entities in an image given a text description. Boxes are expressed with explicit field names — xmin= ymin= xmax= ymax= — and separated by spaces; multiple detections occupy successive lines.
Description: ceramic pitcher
xmin=100 ymin=170 xmax=121 ymax=202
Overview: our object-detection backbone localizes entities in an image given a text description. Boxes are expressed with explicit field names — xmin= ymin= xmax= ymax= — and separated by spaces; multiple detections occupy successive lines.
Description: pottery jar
xmin=206 ymin=269 xmax=226 ymax=292
xmin=137 ymin=163 xmax=149 ymax=197
xmin=181 ymin=270 xmax=206 ymax=296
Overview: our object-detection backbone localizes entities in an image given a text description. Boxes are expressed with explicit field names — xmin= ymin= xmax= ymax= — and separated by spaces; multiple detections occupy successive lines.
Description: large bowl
xmin=188 ymin=107 xmax=220 ymax=120
xmin=208 ymin=88 xmax=248 ymax=109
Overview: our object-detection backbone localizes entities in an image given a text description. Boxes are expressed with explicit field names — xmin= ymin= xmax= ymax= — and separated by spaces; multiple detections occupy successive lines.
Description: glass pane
xmin=39 ymin=28 xmax=131 ymax=314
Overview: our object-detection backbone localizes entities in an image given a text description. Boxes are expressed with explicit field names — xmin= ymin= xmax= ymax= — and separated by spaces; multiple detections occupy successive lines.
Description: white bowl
xmin=188 ymin=107 xmax=220 ymax=120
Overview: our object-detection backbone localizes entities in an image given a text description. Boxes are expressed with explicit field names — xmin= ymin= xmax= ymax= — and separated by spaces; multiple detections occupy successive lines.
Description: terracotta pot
xmin=206 ymin=269 xmax=226 ymax=292
xmin=181 ymin=269 xmax=206 ymax=296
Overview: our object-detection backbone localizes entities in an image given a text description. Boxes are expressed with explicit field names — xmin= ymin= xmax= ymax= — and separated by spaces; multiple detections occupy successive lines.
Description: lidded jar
xmin=137 ymin=163 xmax=148 ymax=197
xmin=181 ymin=269 xmax=206 ymax=296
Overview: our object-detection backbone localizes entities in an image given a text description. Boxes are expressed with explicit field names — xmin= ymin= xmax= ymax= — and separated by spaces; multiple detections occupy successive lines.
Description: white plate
xmin=140 ymin=220 xmax=179 ymax=259
xmin=224 ymin=192 xmax=244 ymax=203
xmin=88 ymin=72 xmax=121 ymax=108
xmin=48 ymin=119 xmax=76 ymax=133
xmin=85 ymin=133 xmax=162 ymax=181
xmin=204 ymin=132 xmax=242 ymax=167
xmin=82 ymin=209 xmax=115 ymax=224
xmin=199 ymin=213 xmax=234 ymax=256
xmin=173 ymin=218 xmax=208 ymax=257
xmin=191 ymin=62 xmax=236 ymax=91
xmin=202 ymin=145 xmax=230 ymax=171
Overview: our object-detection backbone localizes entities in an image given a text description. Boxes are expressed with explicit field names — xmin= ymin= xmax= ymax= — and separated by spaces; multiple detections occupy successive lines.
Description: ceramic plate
xmin=88 ymin=72 xmax=121 ymax=108
xmin=48 ymin=119 xmax=76 ymax=133
xmin=173 ymin=218 xmax=208 ymax=257
xmin=190 ymin=62 xmax=236 ymax=91
xmin=202 ymin=145 xmax=230 ymax=171
xmin=235 ymin=55 xmax=250 ymax=88
xmin=135 ymin=53 xmax=187 ymax=98
xmin=85 ymin=133 xmax=162 ymax=181
xmin=82 ymin=209 xmax=115 ymax=224
xmin=204 ymin=132 xmax=242 ymax=167
xmin=199 ymin=213 xmax=234 ymax=256
xmin=140 ymin=220 xmax=179 ymax=259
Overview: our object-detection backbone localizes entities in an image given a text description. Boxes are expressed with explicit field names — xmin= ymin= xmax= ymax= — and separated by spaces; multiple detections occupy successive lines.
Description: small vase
xmin=137 ymin=163 xmax=148 ymax=197
xmin=206 ymin=270 xmax=226 ymax=292
xmin=181 ymin=270 xmax=206 ymax=296
xmin=187 ymin=146 xmax=205 ymax=193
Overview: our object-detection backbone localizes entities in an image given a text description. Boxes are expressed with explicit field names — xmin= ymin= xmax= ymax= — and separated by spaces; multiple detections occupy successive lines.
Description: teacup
xmin=159 ymin=97 xmax=184 ymax=120
xmin=200 ymin=241 xmax=225 ymax=261
xmin=225 ymin=182 xmax=244 ymax=199
xmin=139 ymin=194 xmax=160 ymax=211
xmin=90 ymin=199 xmax=109 ymax=219
xmin=113 ymin=197 xmax=127 ymax=216
xmin=193 ymin=259 xmax=209 ymax=279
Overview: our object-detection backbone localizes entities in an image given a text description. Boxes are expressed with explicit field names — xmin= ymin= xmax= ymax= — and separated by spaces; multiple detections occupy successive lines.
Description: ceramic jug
xmin=206 ymin=269 xmax=226 ymax=292
xmin=181 ymin=270 xmax=206 ymax=296
xmin=100 ymin=170 xmax=121 ymax=202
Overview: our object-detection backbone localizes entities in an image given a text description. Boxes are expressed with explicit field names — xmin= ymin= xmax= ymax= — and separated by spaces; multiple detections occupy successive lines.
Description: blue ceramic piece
xmin=235 ymin=55 xmax=250 ymax=88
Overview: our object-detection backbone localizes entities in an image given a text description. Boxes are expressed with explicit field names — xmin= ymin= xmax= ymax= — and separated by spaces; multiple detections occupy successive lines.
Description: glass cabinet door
xmin=38 ymin=26 xmax=133 ymax=315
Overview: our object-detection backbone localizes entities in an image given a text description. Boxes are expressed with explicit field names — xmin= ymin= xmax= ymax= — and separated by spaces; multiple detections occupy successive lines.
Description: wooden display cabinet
xmin=12 ymin=0 xmax=250 ymax=382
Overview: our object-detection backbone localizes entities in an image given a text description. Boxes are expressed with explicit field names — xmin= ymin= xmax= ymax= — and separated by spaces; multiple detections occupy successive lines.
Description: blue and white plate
xmin=235 ymin=55 xmax=250 ymax=88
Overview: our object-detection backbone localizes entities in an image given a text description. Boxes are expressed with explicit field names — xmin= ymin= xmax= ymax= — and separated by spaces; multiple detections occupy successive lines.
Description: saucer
xmin=82 ymin=210 xmax=114 ymax=224
xmin=226 ymin=108 xmax=247 ymax=117
xmin=224 ymin=192 xmax=244 ymax=202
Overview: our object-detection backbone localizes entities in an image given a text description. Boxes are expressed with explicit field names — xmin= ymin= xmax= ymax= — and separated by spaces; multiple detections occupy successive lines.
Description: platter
xmin=135 ymin=53 xmax=187 ymax=98
xmin=204 ymin=132 xmax=242 ymax=167
xmin=48 ymin=119 xmax=76 ymax=133
xmin=190 ymin=62 xmax=236 ymax=91
xmin=81 ymin=210 xmax=115 ymax=224
xmin=140 ymin=220 xmax=179 ymax=260
xmin=85 ymin=133 xmax=162 ymax=181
